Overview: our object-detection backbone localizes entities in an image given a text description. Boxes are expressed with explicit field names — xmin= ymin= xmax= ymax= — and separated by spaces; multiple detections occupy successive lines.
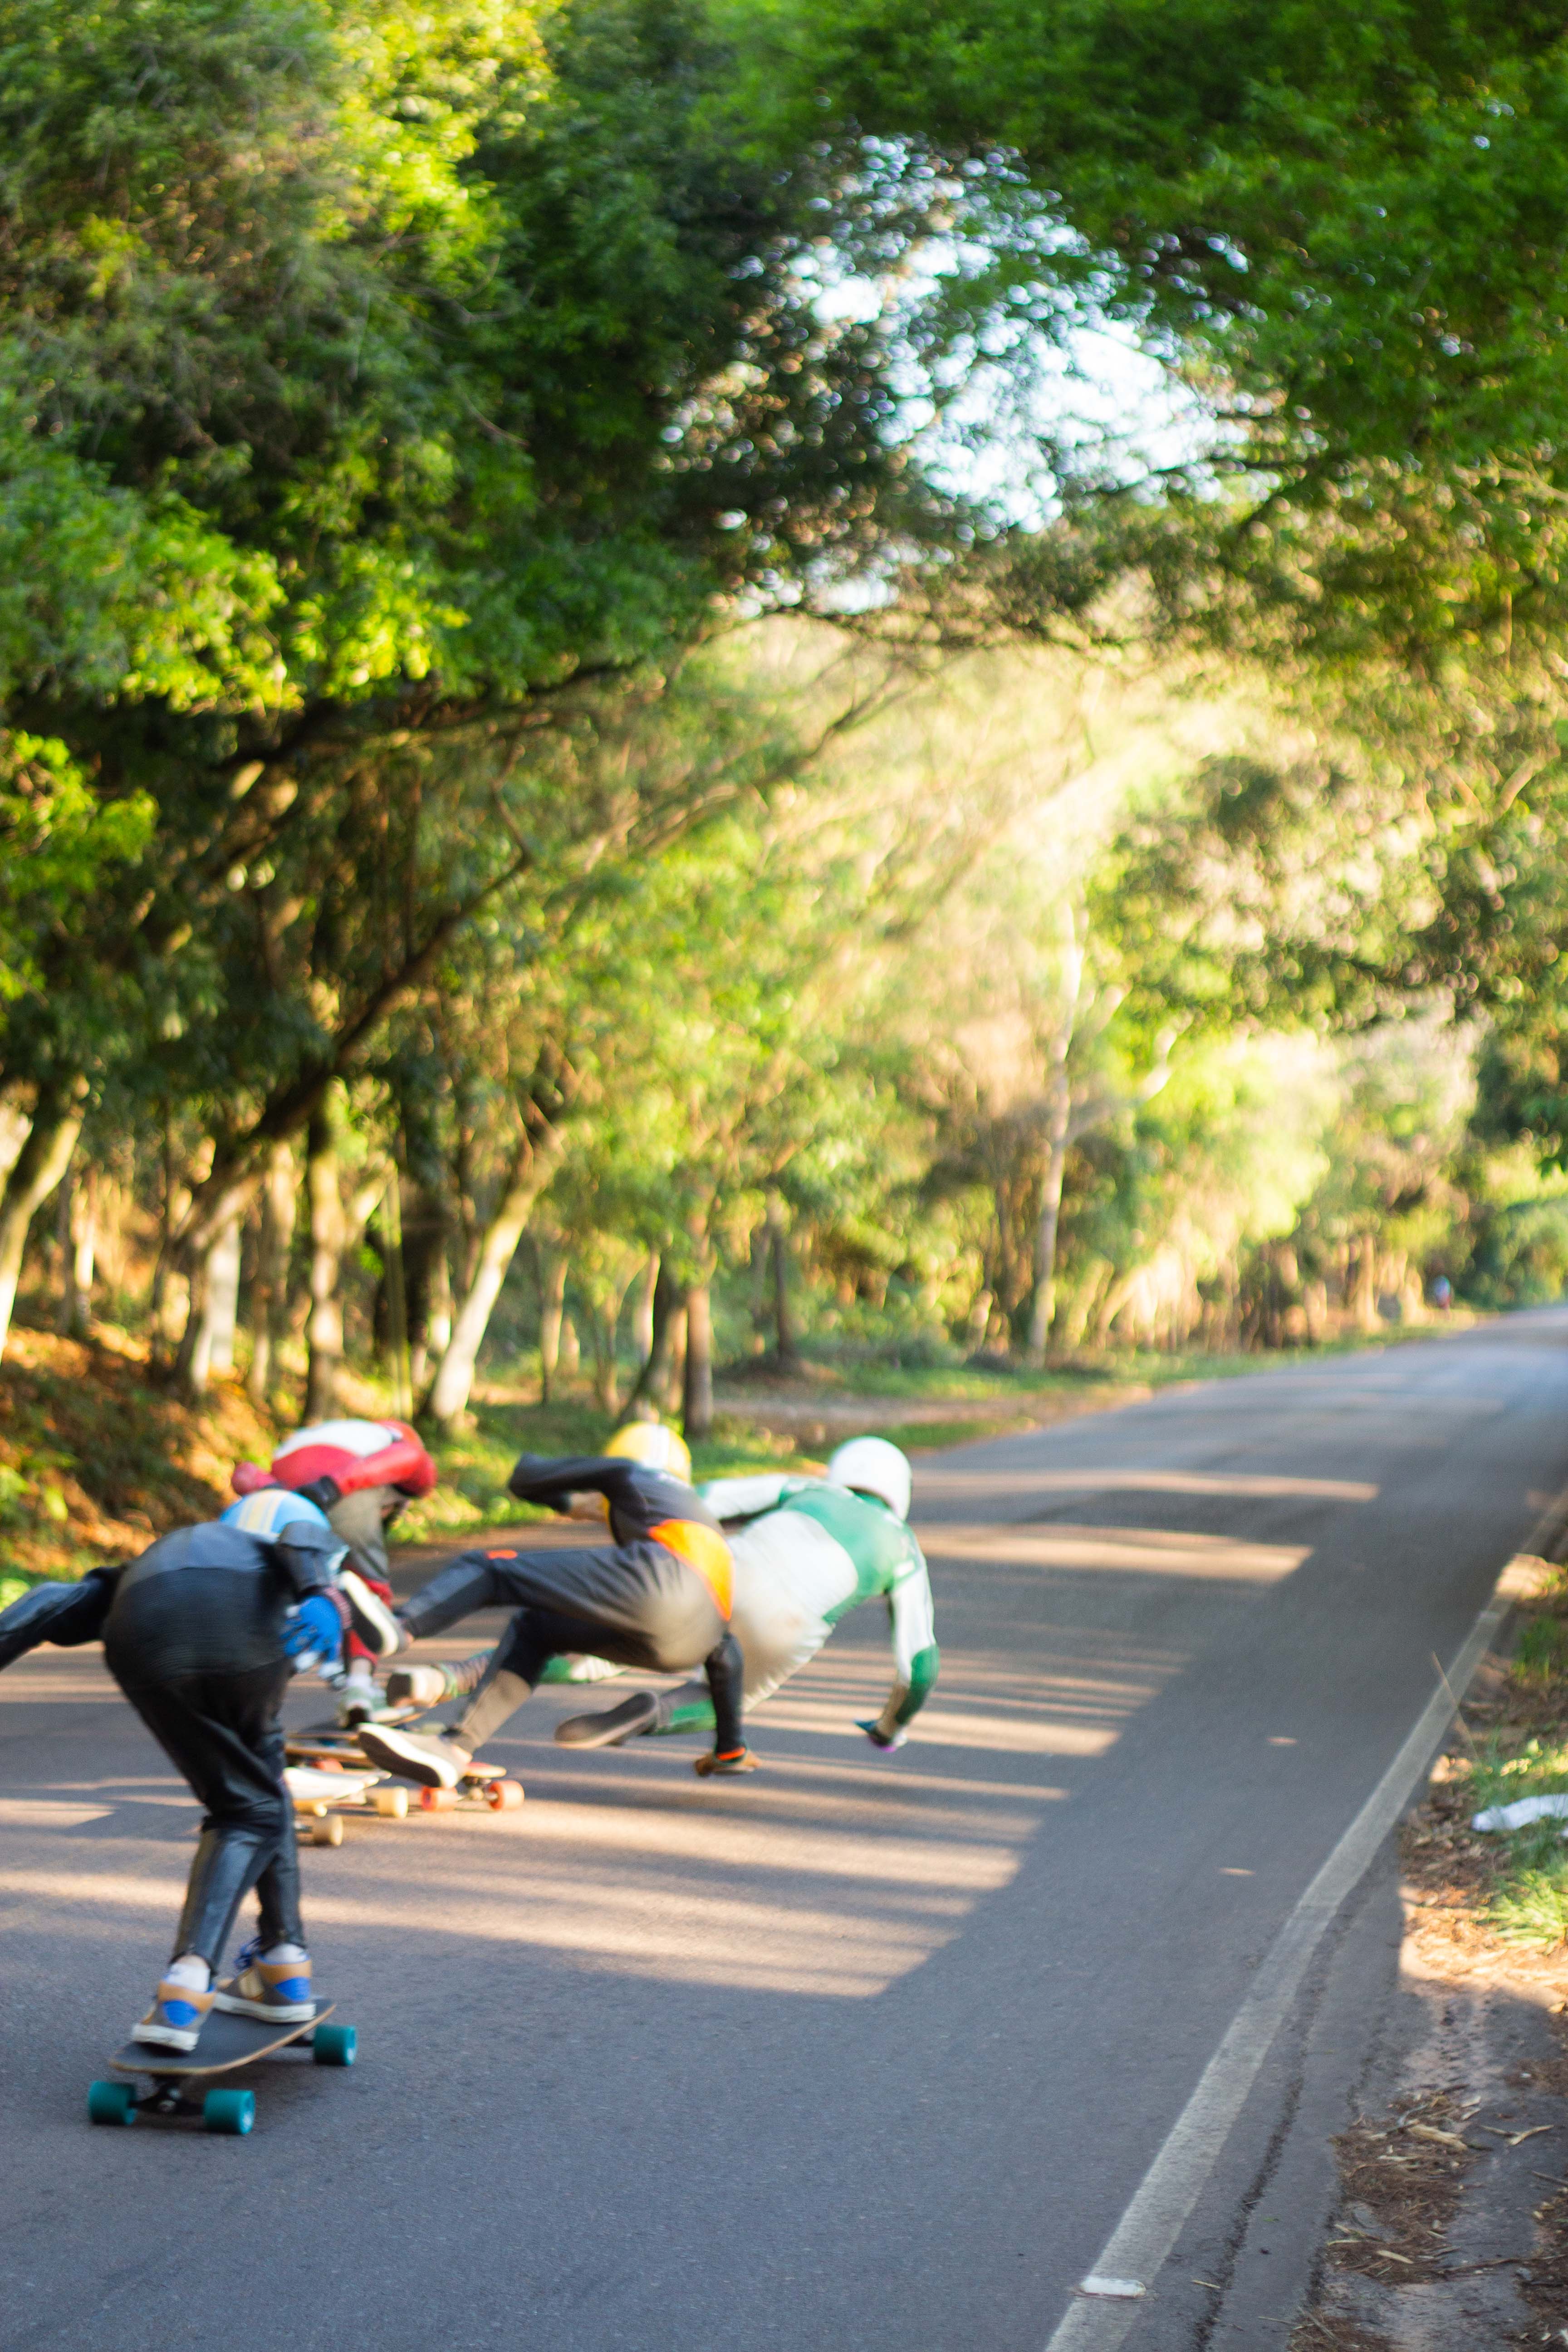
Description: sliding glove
xmin=283 ymin=1591 xmax=348 ymax=1676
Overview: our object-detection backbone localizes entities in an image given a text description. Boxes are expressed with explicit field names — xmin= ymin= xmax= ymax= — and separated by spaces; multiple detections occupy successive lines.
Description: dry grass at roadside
xmin=1292 ymin=1559 xmax=1568 ymax=2351
xmin=0 ymin=1323 xmax=277 ymax=1605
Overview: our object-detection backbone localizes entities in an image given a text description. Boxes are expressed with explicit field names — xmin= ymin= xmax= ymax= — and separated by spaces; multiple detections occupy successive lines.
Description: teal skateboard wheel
xmin=311 ymin=2023 xmax=356 ymax=2068
xmin=88 ymin=2079 xmax=136 ymax=2126
xmin=202 ymin=2087 xmax=255 ymax=2135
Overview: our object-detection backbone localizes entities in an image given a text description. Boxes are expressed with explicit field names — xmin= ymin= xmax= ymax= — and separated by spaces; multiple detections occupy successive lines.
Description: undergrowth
xmin=1436 ymin=1567 xmax=1568 ymax=1949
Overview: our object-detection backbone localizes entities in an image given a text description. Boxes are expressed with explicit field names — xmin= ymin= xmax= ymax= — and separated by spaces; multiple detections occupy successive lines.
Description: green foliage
xmin=1464 ymin=1198 xmax=1568 ymax=1308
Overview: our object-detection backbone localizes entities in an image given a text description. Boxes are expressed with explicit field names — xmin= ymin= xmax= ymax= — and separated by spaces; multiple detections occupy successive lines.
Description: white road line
xmin=1043 ymin=1538 xmax=1563 ymax=2352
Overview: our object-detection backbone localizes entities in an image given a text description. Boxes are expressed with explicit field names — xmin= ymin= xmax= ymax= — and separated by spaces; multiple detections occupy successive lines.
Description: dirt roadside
xmin=1291 ymin=1563 xmax=1568 ymax=2352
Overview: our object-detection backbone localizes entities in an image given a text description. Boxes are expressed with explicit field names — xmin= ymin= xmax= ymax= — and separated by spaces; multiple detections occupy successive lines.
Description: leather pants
xmin=104 ymin=1567 xmax=302 ymax=1969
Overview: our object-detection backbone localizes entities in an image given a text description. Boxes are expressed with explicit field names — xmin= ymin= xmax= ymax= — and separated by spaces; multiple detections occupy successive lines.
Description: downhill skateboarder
xmin=356 ymin=1423 xmax=754 ymax=1784
xmin=227 ymin=1416 xmax=438 ymax=1722
xmin=0 ymin=1489 xmax=404 ymax=2051
xmin=397 ymin=1436 xmax=939 ymax=1753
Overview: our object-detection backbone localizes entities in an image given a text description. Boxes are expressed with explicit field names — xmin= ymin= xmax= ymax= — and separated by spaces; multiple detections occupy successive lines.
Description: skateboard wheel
xmin=419 ymin=1785 xmax=459 ymax=1810
xmin=372 ymin=1786 xmax=409 ymax=1818
xmin=485 ymin=1779 xmax=524 ymax=1810
xmin=311 ymin=1816 xmax=344 ymax=1847
xmin=312 ymin=2024 xmax=357 ymax=2068
xmin=202 ymin=2087 xmax=255 ymax=2136
xmin=88 ymin=2080 xmax=135 ymax=2127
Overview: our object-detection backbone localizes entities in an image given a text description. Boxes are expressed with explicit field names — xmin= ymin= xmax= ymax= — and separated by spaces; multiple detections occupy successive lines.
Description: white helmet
xmin=827 ymin=1436 xmax=911 ymax=1521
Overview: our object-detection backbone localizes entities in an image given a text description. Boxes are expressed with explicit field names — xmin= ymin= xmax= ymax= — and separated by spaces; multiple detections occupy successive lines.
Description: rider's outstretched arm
xmin=0 ymin=1567 xmax=121 ymax=1672
xmin=508 ymin=1454 xmax=650 ymax=1518
xmin=863 ymin=1553 xmax=939 ymax=1749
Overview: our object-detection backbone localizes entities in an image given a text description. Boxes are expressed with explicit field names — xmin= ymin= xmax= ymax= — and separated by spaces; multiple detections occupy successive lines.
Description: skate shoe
xmin=385 ymin=1662 xmax=453 ymax=1709
xmin=554 ymin=1690 xmax=662 ymax=1748
xmin=694 ymin=1746 xmax=760 ymax=1777
xmin=212 ymin=1939 xmax=316 ymax=2023
xmin=338 ymin=1568 xmax=405 ymax=1658
xmin=355 ymin=1721 xmax=470 ymax=1788
xmin=132 ymin=1978 xmax=216 ymax=2052
xmin=337 ymin=1668 xmax=379 ymax=1726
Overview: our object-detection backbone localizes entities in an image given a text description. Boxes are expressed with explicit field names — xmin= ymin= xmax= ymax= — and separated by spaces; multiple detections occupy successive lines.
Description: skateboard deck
xmin=284 ymin=1759 xmax=410 ymax=1838
xmin=288 ymin=1727 xmax=523 ymax=1812
xmin=109 ymin=2001 xmax=338 ymax=2079
xmin=91 ymin=2002 xmax=355 ymax=2132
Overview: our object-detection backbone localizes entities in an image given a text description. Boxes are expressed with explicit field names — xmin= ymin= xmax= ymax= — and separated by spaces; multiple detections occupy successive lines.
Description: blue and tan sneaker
xmin=212 ymin=1938 xmax=316 ymax=2024
xmin=132 ymin=1978 xmax=216 ymax=2052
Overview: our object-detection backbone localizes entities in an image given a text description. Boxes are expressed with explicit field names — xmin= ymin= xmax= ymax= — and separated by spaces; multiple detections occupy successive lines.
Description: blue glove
xmin=283 ymin=1592 xmax=347 ymax=1674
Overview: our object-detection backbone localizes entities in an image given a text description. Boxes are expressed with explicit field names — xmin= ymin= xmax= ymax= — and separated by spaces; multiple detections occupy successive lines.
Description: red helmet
xmin=231 ymin=1417 xmax=436 ymax=1502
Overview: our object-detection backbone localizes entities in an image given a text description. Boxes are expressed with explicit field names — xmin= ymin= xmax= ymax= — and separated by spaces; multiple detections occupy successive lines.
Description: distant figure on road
xmin=1431 ymin=1274 xmax=1454 ymax=1312
xmin=395 ymin=1435 xmax=940 ymax=1756
xmin=356 ymin=1422 xmax=754 ymax=1785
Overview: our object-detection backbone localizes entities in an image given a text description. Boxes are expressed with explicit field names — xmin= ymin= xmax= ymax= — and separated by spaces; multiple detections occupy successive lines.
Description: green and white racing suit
xmin=635 ymin=1474 xmax=938 ymax=1744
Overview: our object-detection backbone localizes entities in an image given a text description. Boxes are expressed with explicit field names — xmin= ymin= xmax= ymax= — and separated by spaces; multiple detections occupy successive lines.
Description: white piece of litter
xmin=1472 ymin=1794 xmax=1568 ymax=1832
xmin=1077 ymin=2277 xmax=1146 ymax=2299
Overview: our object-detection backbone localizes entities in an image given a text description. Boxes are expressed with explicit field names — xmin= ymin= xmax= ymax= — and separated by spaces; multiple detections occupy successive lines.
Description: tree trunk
xmin=183 ymin=1211 xmax=243 ymax=1397
xmin=632 ymin=1253 xmax=659 ymax=1365
xmin=0 ymin=1079 xmax=88 ymax=1363
xmin=767 ymin=1195 xmax=798 ymax=1367
xmin=617 ymin=1260 xmax=681 ymax=1423
xmin=1026 ymin=919 xmax=1085 ymax=1367
xmin=425 ymin=1118 xmax=568 ymax=1433
xmin=682 ymin=1280 xmax=713 ymax=1441
xmin=588 ymin=1305 xmax=620 ymax=1415
xmin=304 ymin=1091 xmax=348 ymax=1422
xmin=402 ymin=1181 xmax=451 ymax=1396
xmin=61 ymin=1166 xmax=97 ymax=1339
xmin=1353 ymin=1235 xmax=1379 ymax=1332
xmin=1024 ymin=1070 xmax=1073 ymax=1364
xmin=377 ymin=1175 xmax=412 ymax=1419
xmin=537 ymin=1245 xmax=567 ymax=1405
xmin=247 ymin=1142 xmax=297 ymax=1406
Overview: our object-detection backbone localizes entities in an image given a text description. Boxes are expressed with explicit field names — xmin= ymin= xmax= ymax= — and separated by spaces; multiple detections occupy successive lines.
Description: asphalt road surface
xmin=5 ymin=1312 xmax=1568 ymax=2352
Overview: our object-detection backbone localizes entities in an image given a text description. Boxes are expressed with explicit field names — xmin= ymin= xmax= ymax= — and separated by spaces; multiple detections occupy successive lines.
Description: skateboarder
xmin=400 ymin=1436 xmax=939 ymax=1753
xmin=0 ymin=1492 xmax=402 ymax=2053
xmin=228 ymin=1417 xmax=437 ymax=1720
xmin=356 ymin=1423 xmax=754 ymax=1785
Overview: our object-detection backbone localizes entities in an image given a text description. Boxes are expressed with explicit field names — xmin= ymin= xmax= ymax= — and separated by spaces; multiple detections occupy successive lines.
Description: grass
xmin=1428 ymin=1567 xmax=1568 ymax=1950
xmin=0 ymin=1323 xmax=278 ymax=1605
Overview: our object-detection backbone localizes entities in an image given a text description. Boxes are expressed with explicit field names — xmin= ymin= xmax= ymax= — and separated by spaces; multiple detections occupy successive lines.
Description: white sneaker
xmin=355 ymin=1722 xmax=471 ymax=1788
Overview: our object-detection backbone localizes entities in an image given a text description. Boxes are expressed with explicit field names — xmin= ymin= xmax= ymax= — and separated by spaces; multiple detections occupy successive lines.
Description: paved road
xmin=4 ymin=1313 xmax=1568 ymax=2352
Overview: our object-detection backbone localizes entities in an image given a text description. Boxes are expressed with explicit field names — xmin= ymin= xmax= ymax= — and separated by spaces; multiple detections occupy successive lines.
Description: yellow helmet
xmin=604 ymin=1420 xmax=692 ymax=1485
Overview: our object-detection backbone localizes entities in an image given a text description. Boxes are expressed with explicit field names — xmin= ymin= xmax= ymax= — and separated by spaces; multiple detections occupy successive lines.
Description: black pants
xmin=400 ymin=1543 xmax=744 ymax=1754
xmin=105 ymin=1567 xmax=302 ymax=1970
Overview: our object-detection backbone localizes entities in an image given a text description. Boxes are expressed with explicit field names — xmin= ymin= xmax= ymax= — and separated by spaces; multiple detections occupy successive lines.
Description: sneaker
xmin=694 ymin=1746 xmax=760 ymax=1777
xmin=337 ymin=1671 xmax=379 ymax=1727
xmin=356 ymin=1721 xmax=471 ymax=1788
xmin=385 ymin=1662 xmax=453 ymax=1709
xmin=338 ymin=1569 xmax=406 ymax=1659
xmin=384 ymin=1649 xmax=491 ymax=1708
xmin=554 ymin=1690 xmax=662 ymax=1749
xmin=212 ymin=1939 xmax=316 ymax=2024
xmin=132 ymin=1979 xmax=216 ymax=2052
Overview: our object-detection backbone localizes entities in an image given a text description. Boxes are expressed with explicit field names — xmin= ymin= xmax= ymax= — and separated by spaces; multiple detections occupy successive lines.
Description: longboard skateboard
xmin=89 ymin=2001 xmax=355 ymax=2134
xmin=288 ymin=1726 xmax=523 ymax=1814
xmin=284 ymin=1759 xmax=411 ymax=1841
